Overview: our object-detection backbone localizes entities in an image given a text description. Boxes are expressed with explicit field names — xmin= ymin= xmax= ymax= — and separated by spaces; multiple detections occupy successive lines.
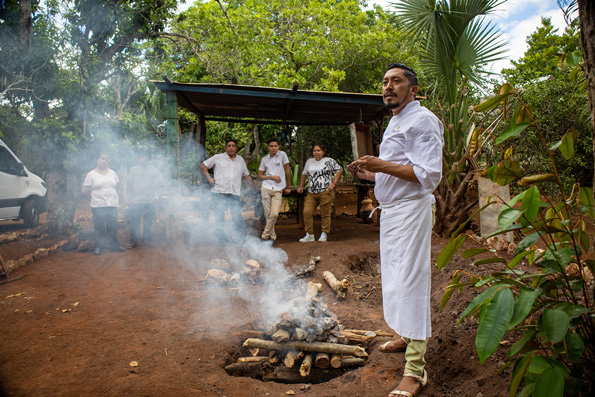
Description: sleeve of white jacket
xmin=405 ymin=115 xmax=444 ymax=192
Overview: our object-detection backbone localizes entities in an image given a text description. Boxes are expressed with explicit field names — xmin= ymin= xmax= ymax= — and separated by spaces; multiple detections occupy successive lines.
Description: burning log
xmin=237 ymin=356 xmax=268 ymax=363
xmin=284 ymin=351 xmax=299 ymax=368
xmin=288 ymin=256 xmax=321 ymax=280
xmin=314 ymin=353 xmax=330 ymax=369
xmin=299 ymin=354 xmax=313 ymax=376
xmin=242 ymin=338 xmax=368 ymax=358
xmin=269 ymin=351 xmax=280 ymax=364
xmin=272 ymin=329 xmax=291 ymax=343
xmin=330 ymin=354 xmax=342 ymax=369
xmin=323 ymin=271 xmax=350 ymax=300
xmin=305 ymin=281 xmax=323 ymax=304
xmin=205 ymin=268 xmax=230 ymax=284
xmin=338 ymin=330 xmax=375 ymax=345
xmin=244 ymin=260 xmax=261 ymax=282
xmin=232 ymin=330 xmax=265 ymax=338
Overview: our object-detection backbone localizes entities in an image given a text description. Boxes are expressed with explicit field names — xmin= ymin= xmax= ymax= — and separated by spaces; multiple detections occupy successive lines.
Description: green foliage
xmin=495 ymin=18 xmax=592 ymax=193
xmin=393 ymin=0 xmax=508 ymax=236
xmin=151 ymin=0 xmax=415 ymax=167
xmin=439 ymin=84 xmax=595 ymax=396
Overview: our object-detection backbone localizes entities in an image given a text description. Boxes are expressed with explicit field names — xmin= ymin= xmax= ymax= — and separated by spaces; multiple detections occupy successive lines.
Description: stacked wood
xmin=204 ymin=259 xmax=262 ymax=286
xmin=322 ymin=270 xmax=350 ymax=299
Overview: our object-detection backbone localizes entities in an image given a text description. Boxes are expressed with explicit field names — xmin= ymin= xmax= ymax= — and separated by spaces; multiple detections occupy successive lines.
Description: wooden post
xmin=166 ymin=91 xmax=180 ymax=181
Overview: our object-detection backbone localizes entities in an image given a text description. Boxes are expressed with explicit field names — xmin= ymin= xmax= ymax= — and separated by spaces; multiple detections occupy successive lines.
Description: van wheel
xmin=22 ymin=199 xmax=39 ymax=228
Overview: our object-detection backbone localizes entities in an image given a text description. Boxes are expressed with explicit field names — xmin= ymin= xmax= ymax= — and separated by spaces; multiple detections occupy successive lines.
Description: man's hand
xmin=272 ymin=175 xmax=281 ymax=183
xmin=207 ymin=176 xmax=215 ymax=185
xmin=283 ymin=188 xmax=291 ymax=195
xmin=348 ymin=157 xmax=377 ymax=181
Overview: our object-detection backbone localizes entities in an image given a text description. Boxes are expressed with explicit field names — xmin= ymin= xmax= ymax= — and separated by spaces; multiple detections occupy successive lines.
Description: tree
xmin=392 ymin=0 xmax=508 ymax=237
xmin=498 ymin=18 xmax=592 ymax=193
xmin=558 ymin=0 xmax=595 ymax=191
xmin=151 ymin=0 xmax=415 ymax=164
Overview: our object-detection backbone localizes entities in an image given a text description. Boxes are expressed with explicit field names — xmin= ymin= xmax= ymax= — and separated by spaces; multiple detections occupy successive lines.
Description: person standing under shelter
xmin=348 ymin=63 xmax=443 ymax=397
xmin=297 ymin=143 xmax=343 ymax=243
xmin=127 ymin=151 xmax=163 ymax=249
xmin=200 ymin=139 xmax=254 ymax=245
xmin=258 ymin=139 xmax=291 ymax=242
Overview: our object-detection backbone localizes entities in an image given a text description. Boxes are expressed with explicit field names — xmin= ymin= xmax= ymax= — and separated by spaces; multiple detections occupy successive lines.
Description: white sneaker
xmin=299 ymin=233 xmax=315 ymax=243
xmin=318 ymin=232 xmax=328 ymax=242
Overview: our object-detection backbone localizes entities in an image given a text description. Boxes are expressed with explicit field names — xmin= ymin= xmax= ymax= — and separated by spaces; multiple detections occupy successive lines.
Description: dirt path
xmin=0 ymin=195 xmax=509 ymax=397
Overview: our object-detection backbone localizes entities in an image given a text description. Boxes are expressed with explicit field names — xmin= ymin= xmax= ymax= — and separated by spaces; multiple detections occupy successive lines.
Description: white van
xmin=0 ymin=139 xmax=47 ymax=227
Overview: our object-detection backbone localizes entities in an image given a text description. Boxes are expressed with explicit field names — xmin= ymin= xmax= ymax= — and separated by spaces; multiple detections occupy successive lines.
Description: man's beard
xmin=384 ymin=101 xmax=401 ymax=110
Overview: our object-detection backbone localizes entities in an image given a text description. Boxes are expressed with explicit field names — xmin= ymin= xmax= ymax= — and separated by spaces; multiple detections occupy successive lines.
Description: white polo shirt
xmin=202 ymin=153 xmax=250 ymax=196
xmin=259 ymin=150 xmax=289 ymax=191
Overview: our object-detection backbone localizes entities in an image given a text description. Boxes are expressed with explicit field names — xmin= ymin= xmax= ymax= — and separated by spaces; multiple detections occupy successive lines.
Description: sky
xmin=371 ymin=0 xmax=571 ymax=74
xmin=176 ymin=0 xmax=572 ymax=75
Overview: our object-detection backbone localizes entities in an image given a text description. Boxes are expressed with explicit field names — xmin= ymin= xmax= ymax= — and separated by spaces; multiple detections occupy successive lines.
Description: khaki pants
xmin=261 ymin=187 xmax=283 ymax=240
xmin=303 ymin=190 xmax=334 ymax=235
xmin=402 ymin=337 xmax=428 ymax=376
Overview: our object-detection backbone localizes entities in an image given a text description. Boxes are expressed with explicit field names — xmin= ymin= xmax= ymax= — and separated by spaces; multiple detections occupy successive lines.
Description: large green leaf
xmin=542 ymin=308 xmax=570 ymax=343
xmin=436 ymin=234 xmax=467 ymax=270
xmin=476 ymin=287 xmax=514 ymax=363
xmin=533 ymin=367 xmax=564 ymax=397
xmin=509 ymin=353 xmax=533 ymax=397
xmin=519 ymin=186 xmax=540 ymax=227
xmin=457 ymin=284 xmax=503 ymax=326
xmin=579 ymin=186 xmax=594 ymax=220
xmin=474 ymin=92 xmax=513 ymax=112
xmin=516 ymin=232 xmax=541 ymax=254
xmin=509 ymin=288 xmax=541 ymax=328
xmin=565 ymin=332 xmax=584 ymax=362
xmin=508 ymin=330 xmax=537 ymax=359
xmin=507 ymin=250 xmax=533 ymax=270
xmin=494 ymin=122 xmax=532 ymax=145
xmin=461 ymin=248 xmax=491 ymax=258
xmin=472 ymin=257 xmax=507 ymax=266
xmin=493 ymin=161 xmax=521 ymax=186
xmin=557 ymin=129 xmax=575 ymax=159
xmin=498 ymin=208 xmax=525 ymax=230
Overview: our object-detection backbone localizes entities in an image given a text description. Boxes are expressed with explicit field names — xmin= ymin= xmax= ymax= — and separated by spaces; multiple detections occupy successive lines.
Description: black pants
xmin=91 ymin=207 xmax=119 ymax=249
xmin=129 ymin=203 xmax=154 ymax=243
xmin=211 ymin=193 xmax=244 ymax=244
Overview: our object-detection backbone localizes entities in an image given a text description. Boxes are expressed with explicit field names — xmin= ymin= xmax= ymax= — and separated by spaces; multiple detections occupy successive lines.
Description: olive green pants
xmin=402 ymin=337 xmax=428 ymax=376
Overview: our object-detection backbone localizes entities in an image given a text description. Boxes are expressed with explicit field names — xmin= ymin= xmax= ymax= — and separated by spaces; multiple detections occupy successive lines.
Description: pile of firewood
xmin=204 ymin=258 xmax=261 ymax=286
xmin=225 ymin=277 xmax=389 ymax=383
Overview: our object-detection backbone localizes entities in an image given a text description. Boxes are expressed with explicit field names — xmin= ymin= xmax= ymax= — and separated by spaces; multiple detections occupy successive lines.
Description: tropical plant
xmin=437 ymin=83 xmax=595 ymax=396
xmin=392 ymin=0 xmax=508 ymax=236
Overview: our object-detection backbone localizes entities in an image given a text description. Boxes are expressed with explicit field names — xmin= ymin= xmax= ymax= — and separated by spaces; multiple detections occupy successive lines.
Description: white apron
xmin=379 ymin=193 xmax=433 ymax=340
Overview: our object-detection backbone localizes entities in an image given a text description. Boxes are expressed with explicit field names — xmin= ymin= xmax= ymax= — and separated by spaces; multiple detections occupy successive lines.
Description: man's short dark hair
xmin=267 ymin=138 xmax=280 ymax=145
xmin=386 ymin=63 xmax=418 ymax=87
xmin=225 ymin=139 xmax=238 ymax=146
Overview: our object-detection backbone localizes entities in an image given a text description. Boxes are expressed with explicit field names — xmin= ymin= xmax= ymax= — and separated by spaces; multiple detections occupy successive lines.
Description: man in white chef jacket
xmin=348 ymin=63 xmax=443 ymax=397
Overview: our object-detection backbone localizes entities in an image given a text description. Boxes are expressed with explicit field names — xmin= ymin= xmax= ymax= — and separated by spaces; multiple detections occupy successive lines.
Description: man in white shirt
xmin=258 ymin=139 xmax=291 ymax=241
xmin=127 ymin=152 xmax=163 ymax=249
xmin=348 ymin=63 xmax=443 ymax=397
xmin=200 ymin=139 xmax=254 ymax=244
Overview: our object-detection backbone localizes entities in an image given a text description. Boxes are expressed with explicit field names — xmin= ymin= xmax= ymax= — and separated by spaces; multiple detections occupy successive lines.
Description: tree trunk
xmin=577 ymin=0 xmax=595 ymax=190
xmin=42 ymin=153 xmax=78 ymax=236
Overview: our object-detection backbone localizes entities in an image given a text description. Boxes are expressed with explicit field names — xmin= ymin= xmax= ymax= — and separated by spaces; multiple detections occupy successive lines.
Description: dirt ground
xmin=0 ymin=190 xmax=511 ymax=397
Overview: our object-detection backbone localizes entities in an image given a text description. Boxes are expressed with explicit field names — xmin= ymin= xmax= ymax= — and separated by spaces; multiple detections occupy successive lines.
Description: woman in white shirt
xmin=82 ymin=152 xmax=124 ymax=255
xmin=297 ymin=143 xmax=343 ymax=242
